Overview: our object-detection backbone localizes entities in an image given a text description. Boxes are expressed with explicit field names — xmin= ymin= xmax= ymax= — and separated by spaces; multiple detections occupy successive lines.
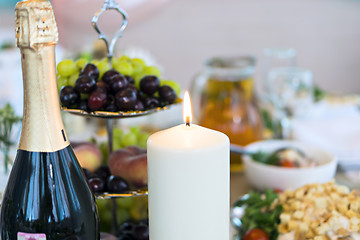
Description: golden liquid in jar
xmin=198 ymin=77 xmax=263 ymax=172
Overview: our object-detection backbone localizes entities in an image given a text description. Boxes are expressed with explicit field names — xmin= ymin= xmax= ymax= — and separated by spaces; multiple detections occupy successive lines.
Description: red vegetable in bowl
xmin=243 ymin=228 xmax=269 ymax=240
xmin=251 ymin=147 xmax=313 ymax=168
xmin=280 ymin=159 xmax=296 ymax=168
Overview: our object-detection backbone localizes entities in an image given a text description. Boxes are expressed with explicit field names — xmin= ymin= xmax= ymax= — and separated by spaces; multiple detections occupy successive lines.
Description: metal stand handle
xmin=91 ymin=0 xmax=128 ymax=59
xmin=92 ymin=0 xmax=128 ymax=234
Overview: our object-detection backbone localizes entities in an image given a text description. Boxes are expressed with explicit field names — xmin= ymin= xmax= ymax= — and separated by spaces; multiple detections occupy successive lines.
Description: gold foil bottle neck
xmin=15 ymin=0 xmax=58 ymax=49
xmin=15 ymin=0 xmax=69 ymax=152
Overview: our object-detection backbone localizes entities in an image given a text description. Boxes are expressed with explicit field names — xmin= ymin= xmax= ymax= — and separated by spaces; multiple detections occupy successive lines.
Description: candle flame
xmin=183 ymin=91 xmax=192 ymax=126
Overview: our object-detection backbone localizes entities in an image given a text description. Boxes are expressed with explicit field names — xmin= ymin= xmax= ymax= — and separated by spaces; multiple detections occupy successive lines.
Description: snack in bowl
xmin=232 ymin=181 xmax=360 ymax=240
xmin=276 ymin=181 xmax=360 ymax=240
xmin=243 ymin=140 xmax=337 ymax=191
xmin=251 ymin=147 xmax=315 ymax=168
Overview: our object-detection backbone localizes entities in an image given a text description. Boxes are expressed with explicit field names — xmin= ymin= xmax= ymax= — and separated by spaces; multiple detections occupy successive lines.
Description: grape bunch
xmin=113 ymin=126 xmax=150 ymax=149
xmin=57 ymin=56 xmax=181 ymax=112
xmin=117 ymin=220 xmax=149 ymax=240
xmin=83 ymin=165 xmax=130 ymax=194
xmin=96 ymin=196 xmax=148 ymax=235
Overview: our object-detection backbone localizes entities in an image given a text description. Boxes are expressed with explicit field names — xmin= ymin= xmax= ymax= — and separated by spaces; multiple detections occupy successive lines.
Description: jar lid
xmin=205 ymin=56 xmax=256 ymax=79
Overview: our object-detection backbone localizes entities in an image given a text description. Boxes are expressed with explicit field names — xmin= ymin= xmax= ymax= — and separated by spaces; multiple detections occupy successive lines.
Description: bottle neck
xmin=19 ymin=45 xmax=69 ymax=152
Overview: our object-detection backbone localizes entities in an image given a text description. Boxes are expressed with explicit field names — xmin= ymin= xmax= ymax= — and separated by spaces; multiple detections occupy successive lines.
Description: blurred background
xmin=1 ymin=0 xmax=360 ymax=95
xmin=1 ymin=0 xmax=360 ymax=167
xmin=1 ymin=0 xmax=360 ymax=235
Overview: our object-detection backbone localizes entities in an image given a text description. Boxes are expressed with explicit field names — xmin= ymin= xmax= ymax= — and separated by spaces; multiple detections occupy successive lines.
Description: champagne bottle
xmin=0 ymin=1 xmax=99 ymax=239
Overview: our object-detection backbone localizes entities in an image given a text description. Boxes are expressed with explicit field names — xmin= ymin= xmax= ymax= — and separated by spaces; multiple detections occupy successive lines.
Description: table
xmin=230 ymin=172 xmax=251 ymax=205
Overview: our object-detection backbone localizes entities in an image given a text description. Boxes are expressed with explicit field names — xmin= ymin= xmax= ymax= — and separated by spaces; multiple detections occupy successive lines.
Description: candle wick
xmin=186 ymin=116 xmax=190 ymax=127
xmin=186 ymin=122 xmax=190 ymax=127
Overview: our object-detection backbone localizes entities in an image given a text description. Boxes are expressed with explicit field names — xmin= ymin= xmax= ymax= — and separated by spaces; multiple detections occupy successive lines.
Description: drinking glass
xmin=267 ymin=67 xmax=313 ymax=139
xmin=260 ymin=48 xmax=297 ymax=137
xmin=262 ymin=48 xmax=297 ymax=86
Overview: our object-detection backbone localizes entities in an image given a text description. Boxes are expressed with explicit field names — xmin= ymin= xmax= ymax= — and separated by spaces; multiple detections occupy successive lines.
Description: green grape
xmin=116 ymin=197 xmax=135 ymax=209
xmin=80 ymin=93 xmax=89 ymax=100
xmin=131 ymin=58 xmax=146 ymax=66
xmin=134 ymin=73 xmax=146 ymax=89
xmin=138 ymin=132 xmax=150 ymax=149
xmin=96 ymin=198 xmax=111 ymax=209
xmin=79 ymin=52 xmax=92 ymax=61
xmin=122 ymin=132 xmax=137 ymax=147
xmin=129 ymin=126 xmax=140 ymax=136
xmin=131 ymin=62 xmax=144 ymax=78
xmin=129 ymin=207 xmax=141 ymax=221
xmin=142 ymin=66 xmax=161 ymax=77
xmin=119 ymin=55 xmax=131 ymax=62
xmin=56 ymin=75 xmax=69 ymax=92
xmin=75 ymin=58 xmax=88 ymax=70
xmin=160 ymin=79 xmax=182 ymax=96
xmin=99 ymin=141 xmax=109 ymax=163
xmin=113 ymin=141 xmax=123 ymax=151
xmin=96 ymin=199 xmax=112 ymax=232
xmin=97 ymin=59 xmax=111 ymax=79
xmin=131 ymin=58 xmax=146 ymax=77
xmin=130 ymin=196 xmax=148 ymax=221
xmin=116 ymin=208 xmax=131 ymax=225
xmin=113 ymin=128 xmax=124 ymax=150
xmin=114 ymin=60 xmax=134 ymax=76
xmin=91 ymin=59 xmax=100 ymax=65
xmin=111 ymin=57 xmax=122 ymax=69
xmin=99 ymin=210 xmax=112 ymax=232
xmin=113 ymin=128 xmax=124 ymax=140
xmin=68 ymin=73 xmax=79 ymax=87
xmin=57 ymin=59 xmax=77 ymax=77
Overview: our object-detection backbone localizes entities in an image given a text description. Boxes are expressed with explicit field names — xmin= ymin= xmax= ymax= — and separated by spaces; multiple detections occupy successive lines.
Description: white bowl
xmin=243 ymin=140 xmax=338 ymax=191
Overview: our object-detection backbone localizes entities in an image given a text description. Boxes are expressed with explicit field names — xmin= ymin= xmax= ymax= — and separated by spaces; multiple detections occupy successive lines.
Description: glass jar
xmin=191 ymin=56 xmax=263 ymax=172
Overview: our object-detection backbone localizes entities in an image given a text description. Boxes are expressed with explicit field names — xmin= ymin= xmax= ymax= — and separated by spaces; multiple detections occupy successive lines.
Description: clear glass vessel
xmin=191 ymin=56 xmax=263 ymax=172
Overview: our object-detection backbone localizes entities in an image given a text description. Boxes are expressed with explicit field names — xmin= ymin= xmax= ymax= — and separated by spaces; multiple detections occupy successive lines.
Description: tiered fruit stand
xmin=62 ymin=0 xmax=181 ymax=234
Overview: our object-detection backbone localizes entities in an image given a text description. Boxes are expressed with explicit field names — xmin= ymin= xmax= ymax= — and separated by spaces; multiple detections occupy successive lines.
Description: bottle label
xmin=17 ymin=232 xmax=46 ymax=240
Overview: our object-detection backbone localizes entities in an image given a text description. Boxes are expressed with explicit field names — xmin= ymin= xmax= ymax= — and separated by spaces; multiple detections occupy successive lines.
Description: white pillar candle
xmin=147 ymin=92 xmax=230 ymax=240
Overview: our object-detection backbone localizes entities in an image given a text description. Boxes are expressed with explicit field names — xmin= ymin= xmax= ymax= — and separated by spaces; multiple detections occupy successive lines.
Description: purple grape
xmin=106 ymin=175 xmax=129 ymax=193
xmin=139 ymin=219 xmax=149 ymax=227
xmin=134 ymin=100 xmax=145 ymax=111
xmin=78 ymin=100 xmax=89 ymax=111
xmin=140 ymin=75 xmax=160 ymax=95
xmin=103 ymin=95 xmax=117 ymax=112
xmin=96 ymin=81 xmax=109 ymax=93
xmin=102 ymin=70 xmax=120 ymax=83
xmin=117 ymin=234 xmax=133 ymax=240
xmin=105 ymin=103 xmax=118 ymax=112
xmin=115 ymin=88 xmax=137 ymax=111
xmin=60 ymin=86 xmax=79 ymax=107
xmin=125 ymin=75 xmax=135 ymax=85
xmin=141 ymin=96 xmax=160 ymax=109
xmin=110 ymin=75 xmax=128 ymax=93
xmin=82 ymin=168 xmax=92 ymax=179
xmin=127 ymin=85 xmax=139 ymax=96
xmin=107 ymin=94 xmax=115 ymax=104
xmin=80 ymin=63 xmax=99 ymax=80
xmin=94 ymin=165 xmax=111 ymax=181
xmin=133 ymin=225 xmax=149 ymax=240
xmin=75 ymin=75 xmax=96 ymax=94
xmin=88 ymin=89 xmax=107 ymax=111
xmin=158 ymin=85 xmax=176 ymax=104
xmin=119 ymin=221 xmax=137 ymax=233
xmin=88 ymin=177 xmax=105 ymax=193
